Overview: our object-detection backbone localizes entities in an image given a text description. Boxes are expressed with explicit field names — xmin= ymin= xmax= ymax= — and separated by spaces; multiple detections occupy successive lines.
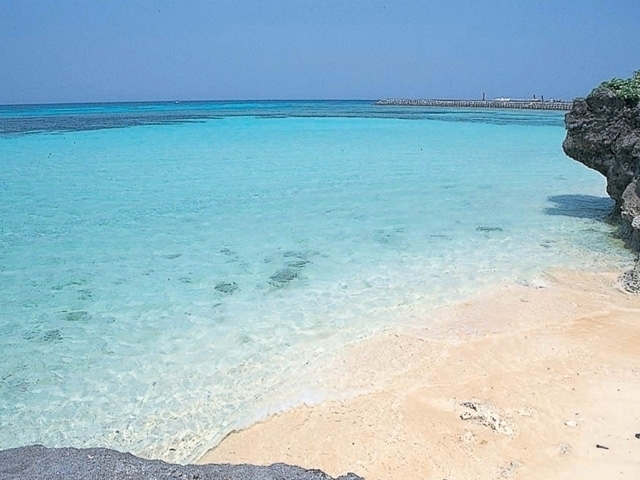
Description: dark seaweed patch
xmin=476 ymin=226 xmax=504 ymax=233
xmin=51 ymin=279 xmax=87 ymax=291
xmin=268 ymin=249 xmax=317 ymax=288
xmin=214 ymin=282 xmax=238 ymax=294
xmin=269 ymin=268 xmax=300 ymax=288
xmin=77 ymin=289 xmax=93 ymax=300
xmin=286 ymin=259 xmax=310 ymax=269
xmin=63 ymin=310 xmax=91 ymax=322
xmin=282 ymin=250 xmax=305 ymax=258
xmin=43 ymin=329 xmax=62 ymax=342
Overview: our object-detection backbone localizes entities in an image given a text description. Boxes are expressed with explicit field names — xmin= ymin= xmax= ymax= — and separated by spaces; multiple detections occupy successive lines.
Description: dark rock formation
xmin=563 ymin=88 xmax=640 ymax=250
xmin=563 ymin=82 xmax=640 ymax=292
xmin=214 ymin=281 xmax=239 ymax=294
xmin=0 ymin=445 xmax=364 ymax=480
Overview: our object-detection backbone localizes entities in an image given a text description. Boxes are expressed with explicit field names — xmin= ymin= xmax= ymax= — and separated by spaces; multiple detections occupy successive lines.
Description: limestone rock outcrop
xmin=563 ymin=87 xmax=640 ymax=251
xmin=0 ymin=445 xmax=364 ymax=480
xmin=563 ymin=78 xmax=640 ymax=292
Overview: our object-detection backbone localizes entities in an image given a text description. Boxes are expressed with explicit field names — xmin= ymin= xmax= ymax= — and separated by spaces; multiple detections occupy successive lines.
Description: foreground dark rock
xmin=0 ymin=445 xmax=364 ymax=480
xmin=563 ymin=80 xmax=640 ymax=290
xmin=563 ymin=87 xmax=640 ymax=249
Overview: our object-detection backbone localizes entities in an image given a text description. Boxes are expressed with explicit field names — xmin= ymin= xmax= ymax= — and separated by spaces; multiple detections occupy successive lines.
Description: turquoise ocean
xmin=0 ymin=101 xmax=633 ymax=462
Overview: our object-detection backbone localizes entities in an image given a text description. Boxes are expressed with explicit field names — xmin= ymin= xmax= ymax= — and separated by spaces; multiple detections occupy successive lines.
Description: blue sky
xmin=1 ymin=0 xmax=639 ymax=104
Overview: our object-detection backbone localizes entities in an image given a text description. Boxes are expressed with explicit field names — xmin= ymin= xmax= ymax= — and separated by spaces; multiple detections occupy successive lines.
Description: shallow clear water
xmin=0 ymin=101 xmax=632 ymax=461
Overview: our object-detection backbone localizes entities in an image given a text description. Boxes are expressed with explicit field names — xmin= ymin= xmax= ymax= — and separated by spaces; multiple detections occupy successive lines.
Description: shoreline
xmin=198 ymin=267 xmax=640 ymax=479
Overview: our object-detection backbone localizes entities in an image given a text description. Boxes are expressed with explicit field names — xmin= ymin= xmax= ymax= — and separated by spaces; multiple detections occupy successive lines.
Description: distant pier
xmin=375 ymin=98 xmax=573 ymax=111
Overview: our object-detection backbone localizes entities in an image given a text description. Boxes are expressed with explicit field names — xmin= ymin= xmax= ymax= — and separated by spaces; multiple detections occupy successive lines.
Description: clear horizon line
xmin=0 ymin=98 xmax=380 ymax=108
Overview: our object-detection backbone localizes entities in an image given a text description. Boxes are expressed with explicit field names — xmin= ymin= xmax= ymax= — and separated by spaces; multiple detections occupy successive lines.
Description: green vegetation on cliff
xmin=595 ymin=70 xmax=640 ymax=105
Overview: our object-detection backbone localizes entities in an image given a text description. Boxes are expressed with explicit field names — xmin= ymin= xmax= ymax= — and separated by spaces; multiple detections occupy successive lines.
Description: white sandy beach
xmin=199 ymin=268 xmax=640 ymax=479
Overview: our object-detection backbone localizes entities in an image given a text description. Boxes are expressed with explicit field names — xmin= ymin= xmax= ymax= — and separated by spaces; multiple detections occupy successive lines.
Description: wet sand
xmin=199 ymin=269 xmax=640 ymax=479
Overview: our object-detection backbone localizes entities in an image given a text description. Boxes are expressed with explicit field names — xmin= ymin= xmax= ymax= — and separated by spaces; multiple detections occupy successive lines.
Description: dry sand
xmin=199 ymin=269 xmax=640 ymax=479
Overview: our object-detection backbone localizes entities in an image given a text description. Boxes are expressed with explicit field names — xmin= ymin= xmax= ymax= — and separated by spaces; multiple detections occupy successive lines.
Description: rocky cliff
xmin=562 ymin=74 xmax=640 ymax=291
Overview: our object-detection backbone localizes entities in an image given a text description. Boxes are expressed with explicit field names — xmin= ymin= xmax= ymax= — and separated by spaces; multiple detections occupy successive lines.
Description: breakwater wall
xmin=376 ymin=99 xmax=573 ymax=110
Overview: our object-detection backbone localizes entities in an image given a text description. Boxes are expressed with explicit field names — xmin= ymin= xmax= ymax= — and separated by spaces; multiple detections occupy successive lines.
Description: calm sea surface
xmin=0 ymin=101 xmax=632 ymax=461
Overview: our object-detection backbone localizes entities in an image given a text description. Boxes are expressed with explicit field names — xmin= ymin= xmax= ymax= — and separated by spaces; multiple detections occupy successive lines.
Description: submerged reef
xmin=0 ymin=445 xmax=364 ymax=480
xmin=563 ymin=71 xmax=640 ymax=290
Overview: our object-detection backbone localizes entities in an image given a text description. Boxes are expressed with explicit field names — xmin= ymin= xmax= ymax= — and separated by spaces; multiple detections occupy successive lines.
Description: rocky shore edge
xmin=562 ymin=73 xmax=640 ymax=291
xmin=0 ymin=445 xmax=364 ymax=480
